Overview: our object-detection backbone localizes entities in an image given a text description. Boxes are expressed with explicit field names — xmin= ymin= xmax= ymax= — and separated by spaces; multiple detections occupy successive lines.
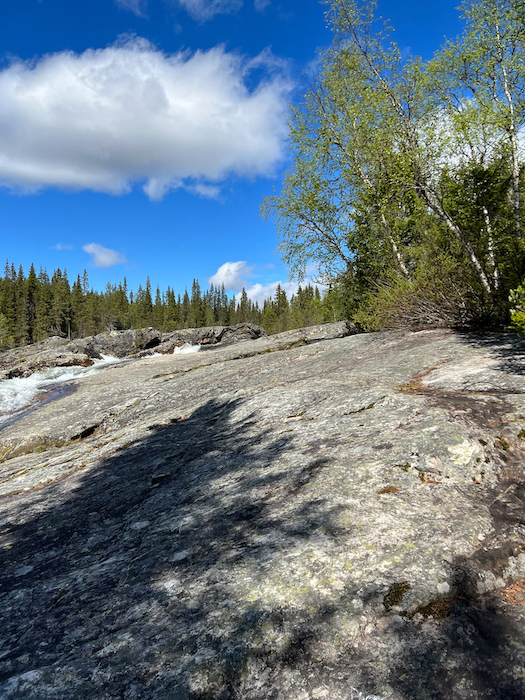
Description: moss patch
xmin=395 ymin=463 xmax=412 ymax=472
xmin=494 ymin=435 xmax=511 ymax=451
xmin=377 ymin=485 xmax=399 ymax=495
xmin=407 ymin=596 xmax=456 ymax=620
xmin=384 ymin=581 xmax=411 ymax=610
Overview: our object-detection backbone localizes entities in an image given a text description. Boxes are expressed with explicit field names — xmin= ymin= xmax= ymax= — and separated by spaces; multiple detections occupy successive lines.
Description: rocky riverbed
xmin=1 ymin=324 xmax=525 ymax=699
xmin=0 ymin=323 xmax=268 ymax=380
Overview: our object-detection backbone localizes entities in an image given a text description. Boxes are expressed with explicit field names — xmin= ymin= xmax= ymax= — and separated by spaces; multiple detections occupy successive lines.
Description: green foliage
xmin=263 ymin=0 xmax=525 ymax=329
xmin=354 ymin=260 xmax=482 ymax=331
xmin=0 ymin=313 xmax=14 ymax=351
xmin=0 ymin=260 xmax=342 ymax=349
xmin=509 ymin=283 xmax=525 ymax=334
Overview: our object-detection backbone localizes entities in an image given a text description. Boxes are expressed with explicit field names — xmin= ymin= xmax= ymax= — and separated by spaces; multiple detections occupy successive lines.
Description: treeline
xmin=264 ymin=0 xmax=525 ymax=330
xmin=0 ymin=261 xmax=347 ymax=350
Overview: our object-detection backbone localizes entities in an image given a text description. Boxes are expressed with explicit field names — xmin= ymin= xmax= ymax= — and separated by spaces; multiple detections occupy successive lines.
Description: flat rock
xmin=2 ymin=327 xmax=525 ymax=699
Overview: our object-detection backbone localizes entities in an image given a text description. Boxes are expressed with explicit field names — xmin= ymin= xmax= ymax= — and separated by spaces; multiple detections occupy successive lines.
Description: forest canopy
xmin=263 ymin=0 xmax=525 ymax=329
xmin=0 ymin=262 xmax=347 ymax=350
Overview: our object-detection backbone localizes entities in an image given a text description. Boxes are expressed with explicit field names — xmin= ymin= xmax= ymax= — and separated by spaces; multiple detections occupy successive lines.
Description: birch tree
xmin=263 ymin=0 xmax=420 ymax=284
xmin=428 ymin=0 xmax=525 ymax=295
xmin=264 ymin=0 xmax=525 ymax=325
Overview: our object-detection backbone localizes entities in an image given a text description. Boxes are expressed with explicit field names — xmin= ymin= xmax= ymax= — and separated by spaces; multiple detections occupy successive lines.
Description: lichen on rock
xmin=1 ymin=326 xmax=525 ymax=698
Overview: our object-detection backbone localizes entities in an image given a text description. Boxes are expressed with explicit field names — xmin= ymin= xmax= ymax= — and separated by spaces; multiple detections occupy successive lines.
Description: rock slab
xmin=1 ymin=326 xmax=525 ymax=699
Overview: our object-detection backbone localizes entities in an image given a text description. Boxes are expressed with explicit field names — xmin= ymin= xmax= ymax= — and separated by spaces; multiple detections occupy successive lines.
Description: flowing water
xmin=0 ymin=355 xmax=127 ymax=429
xmin=173 ymin=343 xmax=201 ymax=354
xmin=0 ymin=344 xmax=202 ymax=429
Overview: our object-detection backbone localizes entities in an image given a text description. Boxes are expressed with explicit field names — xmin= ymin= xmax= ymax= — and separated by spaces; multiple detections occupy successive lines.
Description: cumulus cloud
xmin=175 ymin=0 xmax=242 ymax=21
xmin=189 ymin=183 xmax=221 ymax=198
xmin=209 ymin=261 xmax=254 ymax=289
xmin=254 ymin=0 xmax=271 ymax=11
xmin=0 ymin=39 xmax=291 ymax=199
xmin=244 ymin=278 xmax=326 ymax=305
xmin=114 ymin=0 xmax=147 ymax=16
xmin=82 ymin=243 xmax=127 ymax=268
xmin=244 ymin=280 xmax=298 ymax=306
xmin=209 ymin=260 xmax=325 ymax=305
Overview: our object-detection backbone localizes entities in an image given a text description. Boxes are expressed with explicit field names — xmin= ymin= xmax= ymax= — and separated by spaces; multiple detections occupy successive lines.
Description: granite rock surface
xmin=1 ymin=325 xmax=525 ymax=699
xmin=0 ymin=323 xmax=269 ymax=379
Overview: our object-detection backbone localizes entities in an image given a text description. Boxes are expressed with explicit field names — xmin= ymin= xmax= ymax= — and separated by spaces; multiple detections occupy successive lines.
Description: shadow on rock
xmin=456 ymin=331 xmax=525 ymax=377
xmin=0 ymin=398 xmax=343 ymax=699
xmin=388 ymin=555 xmax=525 ymax=700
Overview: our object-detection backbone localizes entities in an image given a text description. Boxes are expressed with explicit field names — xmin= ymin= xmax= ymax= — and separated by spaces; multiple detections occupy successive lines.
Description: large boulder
xmin=0 ymin=336 xmax=69 ymax=378
xmin=0 ymin=337 xmax=94 ymax=380
xmin=151 ymin=322 xmax=268 ymax=354
xmin=65 ymin=328 xmax=164 ymax=358
xmin=4 ymin=351 xmax=94 ymax=379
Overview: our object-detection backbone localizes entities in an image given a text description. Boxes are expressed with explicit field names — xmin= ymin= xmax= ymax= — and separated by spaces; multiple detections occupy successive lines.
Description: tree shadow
xmin=454 ymin=331 xmax=525 ymax=377
xmin=380 ymin=330 xmax=525 ymax=699
xmin=387 ymin=553 xmax=525 ymax=700
xmin=5 ymin=332 xmax=525 ymax=699
xmin=0 ymin=397 xmax=347 ymax=699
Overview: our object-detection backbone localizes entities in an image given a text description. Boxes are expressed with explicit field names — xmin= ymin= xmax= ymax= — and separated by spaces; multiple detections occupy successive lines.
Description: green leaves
xmin=264 ymin=0 xmax=525 ymax=328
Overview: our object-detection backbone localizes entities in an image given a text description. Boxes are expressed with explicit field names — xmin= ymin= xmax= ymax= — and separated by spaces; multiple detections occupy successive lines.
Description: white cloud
xmin=189 ymin=183 xmax=221 ymax=198
xmin=82 ymin=243 xmax=127 ymax=268
xmin=176 ymin=0 xmax=242 ymax=21
xmin=0 ymin=39 xmax=291 ymax=199
xmin=209 ymin=261 xmax=254 ymax=289
xmin=51 ymin=243 xmax=73 ymax=250
xmin=244 ymin=278 xmax=326 ymax=305
xmin=244 ymin=281 xmax=298 ymax=306
xmin=209 ymin=260 xmax=325 ymax=305
xmin=114 ymin=0 xmax=147 ymax=16
xmin=254 ymin=0 xmax=270 ymax=11
xmin=418 ymin=105 xmax=525 ymax=184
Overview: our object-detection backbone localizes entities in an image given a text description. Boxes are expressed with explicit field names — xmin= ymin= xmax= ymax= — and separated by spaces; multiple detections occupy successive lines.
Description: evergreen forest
xmin=0 ymin=261 xmax=347 ymax=350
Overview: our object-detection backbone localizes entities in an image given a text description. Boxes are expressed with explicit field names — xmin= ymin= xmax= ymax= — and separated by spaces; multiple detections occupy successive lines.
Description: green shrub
xmin=509 ymin=284 xmax=525 ymax=334
xmin=354 ymin=265 xmax=479 ymax=331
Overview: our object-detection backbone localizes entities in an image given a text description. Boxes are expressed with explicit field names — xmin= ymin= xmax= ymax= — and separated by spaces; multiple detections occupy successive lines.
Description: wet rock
xmin=1 ymin=327 xmax=525 ymax=699
xmin=0 ymin=324 xmax=269 ymax=379
xmin=0 ymin=337 xmax=69 ymax=378
xmin=4 ymin=351 xmax=94 ymax=379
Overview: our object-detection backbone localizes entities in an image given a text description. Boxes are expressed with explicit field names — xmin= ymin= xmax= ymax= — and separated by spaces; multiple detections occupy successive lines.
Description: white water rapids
xmin=0 ymin=343 xmax=202 ymax=429
xmin=0 ymin=355 xmax=126 ymax=429
xmin=144 ymin=343 xmax=202 ymax=358
xmin=173 ymin=343 xmax=201 ymax=354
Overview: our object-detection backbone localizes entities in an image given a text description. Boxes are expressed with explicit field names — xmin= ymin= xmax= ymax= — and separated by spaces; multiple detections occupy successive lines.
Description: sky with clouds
xmin=1 ymin=0 xmax=464 ymax=304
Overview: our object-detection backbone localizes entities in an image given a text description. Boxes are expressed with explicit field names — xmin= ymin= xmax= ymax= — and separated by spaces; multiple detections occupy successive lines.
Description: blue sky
xmin=1 ymin=0 xmax=464 ymax=303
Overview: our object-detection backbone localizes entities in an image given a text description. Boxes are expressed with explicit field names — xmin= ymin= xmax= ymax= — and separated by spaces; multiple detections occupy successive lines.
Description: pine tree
xmin=34 ymin=268 xmax=52 ymax=341
xmin=189 ymin=279 xmax=205 ymax=327
xmin=25 ymin=264 xmax=38 ymax=343
xmin=50 ymin=269 xmax=71 ymax=337
xmin=153 ymin=285 xmax=164 ymax=329
xmin=0 ymin=262 xmax=16 ymax=345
